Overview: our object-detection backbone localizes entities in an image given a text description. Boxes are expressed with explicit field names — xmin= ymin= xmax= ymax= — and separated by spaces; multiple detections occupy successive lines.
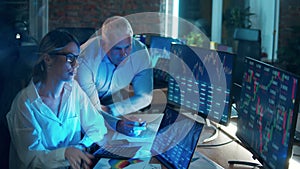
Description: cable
xmin=197 ymin=139 xmax=234 ymax=148
xmin=293 ymin=153 xmax=300 ymax=157
xmin=202 ymin=122 xmax=219 ymax=143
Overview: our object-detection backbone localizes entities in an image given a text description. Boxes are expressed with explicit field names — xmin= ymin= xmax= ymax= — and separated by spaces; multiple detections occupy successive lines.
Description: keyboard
xmin=93 ymin=145 xmax=142 ymax=160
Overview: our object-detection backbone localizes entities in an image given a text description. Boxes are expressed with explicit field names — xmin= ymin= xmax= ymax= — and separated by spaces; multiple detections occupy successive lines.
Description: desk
xmin=197 ymin=126 xmax=261 ymax=169
xmin=148 ymin=124 xmax=260 ymax=169
xmin=93 ymin=113 xmax=164 ymax=169
xmin=150 ymin=123 xmax=300 ymax=169
xmin=94 ymin=113 xmax=300 ymax=169
xmin=199 ymin=122 xmax=300 ymax=169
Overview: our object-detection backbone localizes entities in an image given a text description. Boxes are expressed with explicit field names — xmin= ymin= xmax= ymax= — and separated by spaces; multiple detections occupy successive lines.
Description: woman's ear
xmin=43 ymin=54 xmax=53 ymax=67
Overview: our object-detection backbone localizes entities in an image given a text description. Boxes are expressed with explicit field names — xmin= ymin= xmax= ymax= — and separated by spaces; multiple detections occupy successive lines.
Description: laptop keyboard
xmin=93 ymin=145 xmax=142 ymax=160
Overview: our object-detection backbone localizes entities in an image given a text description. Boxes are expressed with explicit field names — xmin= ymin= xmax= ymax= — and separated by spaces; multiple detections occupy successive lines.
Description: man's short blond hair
xmin=101 ymin=16 xmax=133 ymax=46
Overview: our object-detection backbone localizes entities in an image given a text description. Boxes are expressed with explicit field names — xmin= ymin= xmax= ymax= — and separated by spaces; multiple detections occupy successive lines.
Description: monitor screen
xmin=149 ymin=35 xmax=183 ymax=66
xmin=236 ymin=57 xmax=300 ymax=169
xmin=149 ymin=36 xmax=184 ymax=88
xmin=167 ymin=44 xmax=235 ymax=125
xmin=133 ymin=34 xmax=147 ymax=46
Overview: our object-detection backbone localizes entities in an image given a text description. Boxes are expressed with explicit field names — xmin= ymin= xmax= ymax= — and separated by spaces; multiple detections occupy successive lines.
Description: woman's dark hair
xmin=33 ymin=30 xmax=80 ymax=83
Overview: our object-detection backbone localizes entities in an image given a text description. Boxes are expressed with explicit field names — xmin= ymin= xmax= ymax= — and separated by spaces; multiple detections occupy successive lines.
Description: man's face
xmin=107 ymin=37 xmax=132 ymax=66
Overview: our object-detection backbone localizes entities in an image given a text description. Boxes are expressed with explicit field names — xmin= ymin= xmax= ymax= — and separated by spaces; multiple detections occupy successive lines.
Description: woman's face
xmin=47 ymin=42 xmax=79 ymax=82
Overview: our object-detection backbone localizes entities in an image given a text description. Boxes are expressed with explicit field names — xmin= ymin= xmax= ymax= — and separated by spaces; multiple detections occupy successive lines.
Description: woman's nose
xmin=71 ymin=59 xmax=79 ymax=69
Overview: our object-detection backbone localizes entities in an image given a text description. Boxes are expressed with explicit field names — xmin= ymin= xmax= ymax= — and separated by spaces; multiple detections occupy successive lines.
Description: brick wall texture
xmin=48 ymin=0 xmax=300 ymax=52
xmin=48 ymin=0 xmax=162 ymax=30
xmin=279 ymin=0 xmax=300 ymax=48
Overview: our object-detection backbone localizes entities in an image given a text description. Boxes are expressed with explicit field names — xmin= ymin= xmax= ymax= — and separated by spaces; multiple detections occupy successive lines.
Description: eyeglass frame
xmin=48 ymin=52 xmax=79 ymax=63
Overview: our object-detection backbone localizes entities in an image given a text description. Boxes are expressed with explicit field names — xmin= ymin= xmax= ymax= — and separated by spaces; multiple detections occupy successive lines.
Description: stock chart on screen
xmin=236 ymin=57 xmax=300 ymax=169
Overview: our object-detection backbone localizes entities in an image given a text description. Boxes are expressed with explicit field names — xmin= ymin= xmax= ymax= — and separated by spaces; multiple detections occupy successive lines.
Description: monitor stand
xmin=199 ymin=119 xmax=219 ymax=143
xmin=181 ymin=112 xmax=219 ymax=143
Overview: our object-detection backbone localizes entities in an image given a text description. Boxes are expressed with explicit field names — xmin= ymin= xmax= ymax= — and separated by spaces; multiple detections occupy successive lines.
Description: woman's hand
xmin=65 ymin=147 xmax=94 ymax=169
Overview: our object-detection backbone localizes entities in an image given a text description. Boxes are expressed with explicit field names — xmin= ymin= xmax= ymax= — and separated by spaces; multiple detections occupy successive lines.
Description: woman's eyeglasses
xmin=49 ymin=53 xmax=79 ymax=63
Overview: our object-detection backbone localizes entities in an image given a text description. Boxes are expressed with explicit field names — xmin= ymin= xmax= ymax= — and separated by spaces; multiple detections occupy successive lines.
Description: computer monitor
xmin=133 ymin=34 xmax=148 ymax=47
xmin=149 ymin=36 xmax=183 ymax=66
xmin=149 ymin=36 xmax=184 ymax=88
xmin=168 ymin=44 xmax=235 ymax=125
xmin=236 ymin=57 xmax=300 ymax=169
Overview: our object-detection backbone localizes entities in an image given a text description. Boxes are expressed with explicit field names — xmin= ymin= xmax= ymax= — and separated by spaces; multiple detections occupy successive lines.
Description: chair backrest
xmin=231 ymin=28 xmax=261 ymax=104
xmin=233 ymin=28 xmax=261 ymax=59
xmin=233 ymin=28 xmax=261 ymax=86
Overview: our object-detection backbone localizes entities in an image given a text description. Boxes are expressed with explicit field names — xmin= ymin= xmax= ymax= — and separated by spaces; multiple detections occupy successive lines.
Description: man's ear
xmin=102 ymin=41 xmax=112 ymax=57
xmin=102 ymin=40 xmax=109 ymax=53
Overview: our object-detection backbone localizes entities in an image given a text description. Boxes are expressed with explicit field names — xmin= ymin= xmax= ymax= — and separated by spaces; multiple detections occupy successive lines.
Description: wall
xmin=48 ymin=0 xmax=162 ymax=31
xmin=221 ymin=0 xmax=300 ymax=62
xmin=279 ymin=0 xmax=300 ymax=47
xmin=277 ymin=0 xmax=300 ymax=74
xmin=249 ymin=0 xmax=278 ymax=61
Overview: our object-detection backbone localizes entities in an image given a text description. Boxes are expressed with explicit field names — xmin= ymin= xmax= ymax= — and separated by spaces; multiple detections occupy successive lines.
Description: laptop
xmin=150 ymin=105 xmax=205 ymax=169
xmin=92 ymin=144 xmax=142 ymax=160
xmin=91 ymin=78 xmax=204 ymax=168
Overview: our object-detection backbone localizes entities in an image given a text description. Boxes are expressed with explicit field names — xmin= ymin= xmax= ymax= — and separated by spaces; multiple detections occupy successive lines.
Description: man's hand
xmin=116 ymin=117 xmax=147 ymax=137
xmin=101 ymin=105 xmax=111 ymax=114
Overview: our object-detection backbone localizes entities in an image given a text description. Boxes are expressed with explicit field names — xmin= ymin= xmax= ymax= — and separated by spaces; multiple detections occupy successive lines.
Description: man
xmin=76 ymin=16 xmax=153 ymax=136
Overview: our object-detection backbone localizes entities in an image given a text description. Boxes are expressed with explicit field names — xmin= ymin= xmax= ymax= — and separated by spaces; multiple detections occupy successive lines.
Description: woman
xmin=6 ymin=30 xmax=107 ymax=169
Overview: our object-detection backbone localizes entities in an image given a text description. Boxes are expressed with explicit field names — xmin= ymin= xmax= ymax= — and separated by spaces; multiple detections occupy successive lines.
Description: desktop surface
xmin=92 ymin=112 xmax=300 ymax=169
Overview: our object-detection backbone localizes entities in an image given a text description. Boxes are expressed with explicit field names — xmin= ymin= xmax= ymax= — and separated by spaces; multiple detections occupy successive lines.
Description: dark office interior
xmin=1 ymin=0 xmax=300 ymax=168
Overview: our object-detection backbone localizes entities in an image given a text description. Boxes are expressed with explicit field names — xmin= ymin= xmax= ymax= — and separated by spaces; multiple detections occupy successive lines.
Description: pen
xmin=139 ymin=121 xmax=146 ymax=127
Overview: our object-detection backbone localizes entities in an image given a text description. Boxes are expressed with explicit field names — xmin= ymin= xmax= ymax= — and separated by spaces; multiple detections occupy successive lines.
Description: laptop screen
xmin=151 ymin=107 xmax=204 ymax=169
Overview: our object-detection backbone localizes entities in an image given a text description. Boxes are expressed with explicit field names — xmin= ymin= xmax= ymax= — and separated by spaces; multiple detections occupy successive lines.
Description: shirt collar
xmin=26 ymin=79 xmax=73 ymax=104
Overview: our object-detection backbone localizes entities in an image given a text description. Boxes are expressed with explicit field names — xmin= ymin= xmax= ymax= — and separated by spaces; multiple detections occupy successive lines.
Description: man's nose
xmin=120 ymin=49 xmax=128 ymax=57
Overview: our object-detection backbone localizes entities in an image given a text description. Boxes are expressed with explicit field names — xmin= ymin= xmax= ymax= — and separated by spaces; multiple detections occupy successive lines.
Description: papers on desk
xmin=290 ymin=145 xmax=300 ymax=168
xmin=112 ymin=124 xmax=157 ymax=142
xmin=111 ymin=114 xmax=163 ymax=160
xmin=125 ymin=163 xmax=162 ymax=169
xmin=189 ymin=151 xmax=224 ymax=169
xmin=93 ymin=114 xmax=164 ymax=169
xmin=93 ymin=158 xmax=148 ymax=169
xmin=93 ymin=158 xmax=162 ymax=169
xmin=93 ymin=149 xmax=223 ymax=169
